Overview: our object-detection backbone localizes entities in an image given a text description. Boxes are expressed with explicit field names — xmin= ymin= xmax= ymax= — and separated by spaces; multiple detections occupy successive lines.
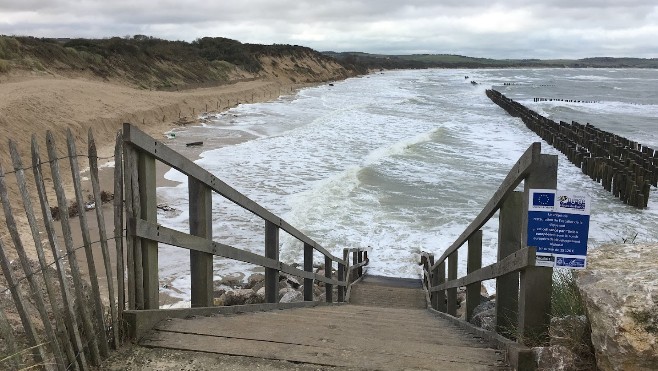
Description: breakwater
xmin=486 ymin=89 xmax=657 ymax=208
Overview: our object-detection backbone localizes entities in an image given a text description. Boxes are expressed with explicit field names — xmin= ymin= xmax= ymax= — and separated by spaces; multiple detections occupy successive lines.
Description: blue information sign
xmin=527 ymin=189 xmax=591 ymax=269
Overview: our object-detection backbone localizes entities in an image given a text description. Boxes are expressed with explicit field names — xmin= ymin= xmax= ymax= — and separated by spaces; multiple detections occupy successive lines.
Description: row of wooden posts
xmin=532 ymin=98 xmax=599 ymax=104
xmin=0 ymin=129 xmax=124 ymax=370
xmin=487 ymin=89 xmax=656 ymax=208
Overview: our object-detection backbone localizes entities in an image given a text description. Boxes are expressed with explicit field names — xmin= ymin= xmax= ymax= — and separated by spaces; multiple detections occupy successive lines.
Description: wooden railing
xmin=122 ymin=123 xmax=368 ymax=314
xmin=421 ymin=142 xmax=557 ymax=363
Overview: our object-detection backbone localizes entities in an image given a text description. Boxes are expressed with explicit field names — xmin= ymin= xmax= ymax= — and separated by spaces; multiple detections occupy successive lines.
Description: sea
xmin=155 ymin=68 xmax=658 ymax=304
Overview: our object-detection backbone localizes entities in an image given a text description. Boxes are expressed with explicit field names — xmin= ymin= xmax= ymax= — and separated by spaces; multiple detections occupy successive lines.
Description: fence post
xmin=265 ymin=221 xmax=280 ymax=303
xmin=466 ymin=230 xmax=483 ymax=321
xmin=352 ymin=250 xmax=358 ymax=281
xmin=325 ymin=256 xmax=333 ymax=303
xmin=437 ymin=261 xmax=446 ymax=312
xmin=337 ymin=257 xmax=345 ymax=302
xmin=303 ymin=243 xmax=313 ymax=301
xmin=138 ymin=151 xmax=159 ymax=309
xmin=496 ymin=191 xmax=523 ymax=338
xmin=519 ymin=154 xmax=557 ymax=344
xmin=189 ymin=178 xmax=213 ymax=307
xmin=447 ymin=251 xmax=458 ymax=316
xmin=357 ymin=249 xmax=363 ymax=277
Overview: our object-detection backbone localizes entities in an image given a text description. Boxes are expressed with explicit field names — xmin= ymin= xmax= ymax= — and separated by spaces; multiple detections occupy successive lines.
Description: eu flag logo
xmin=533 ymin=192 xmax=555 ymax=207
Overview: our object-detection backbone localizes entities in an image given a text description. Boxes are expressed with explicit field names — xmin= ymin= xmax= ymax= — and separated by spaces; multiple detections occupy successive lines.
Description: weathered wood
xmin=432 ymin=248 xmax=536 ymax=292
xmin=123 ymin=145 xmax=137 ymax=310
xmin=9 ymin=142 xmax=77 ymax=369
xmin=133 ymin=219 xmax=343 ymax=286
xmin=436 ymin=262 xmax=446 ymax=312
xmin=113 ymin=132 xmax=125 ymax=335
xmin=433 ymin=142 xmax=541 ymax=269
xmin=357 ymin=250 xmax=363 ymax=277
xmin=325 ymin=256 xmax=333 ymax=303
xmin=337 ymin=260 xmax=345 ymax=302
xmin=447 ymin=251 xmax=458 ymax=316
xmin=137 ymin=150 xmax=158 ymax=309
xmin=46 ymin=131 xmax=102 ymax=365
xmin=189 ymin=178 xmax=213 ymax=308
xmin=465 ymin=230 xmax=482 ymax=322
xmin=124 ymin=301 xmax=340 ymax=340
xmin=519 ymin=154 xmax=557 ymax=345
xmin=88 ymin=130 xmax=119 ymax=349
xmin=0 ymin=163 xmax=66 ymax=370
xmin=127 ymin=145 xmax=145 ymax=310
xmin=265 ymin=221 xmax=280 ymax=303
xmin=31 ymin=136 xmax=89 ymax=369
xmin=496 ymin=191 xmax=522 ymax=338
xmin=0 ymin=238 xmax=48 ymax=367
xmin=304 ymin=243 xmax=313 ymax=301
xmin=66 ymin=130 xmax=111 ymax=357
xmin=0 ymin=307 xmax=20 ymax=370
xmin=122 ymin=124 xmax=345 ymax=266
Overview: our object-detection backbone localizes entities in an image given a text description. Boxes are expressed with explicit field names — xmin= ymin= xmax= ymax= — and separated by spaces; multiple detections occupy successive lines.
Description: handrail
xmin=422 ymin=141 xmax=558 ymax=356
xmin=122 ymin=123 xmax=362 ymax=310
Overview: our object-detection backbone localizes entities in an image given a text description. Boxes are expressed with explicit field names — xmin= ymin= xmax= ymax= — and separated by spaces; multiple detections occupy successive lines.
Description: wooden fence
xmin=420 ymin=142 xmax=556 ymax=369
xmin=487 ymin=89 xmax=656 ymax=208
xmin=0 ymin=129 xmax=124 ymax=370
xmin=121 ymin=123 xmax=367 ymax=336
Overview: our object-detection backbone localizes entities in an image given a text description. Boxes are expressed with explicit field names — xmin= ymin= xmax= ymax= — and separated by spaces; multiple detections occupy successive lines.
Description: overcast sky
xmin=1 ymin=1 xmax=657 ymax=59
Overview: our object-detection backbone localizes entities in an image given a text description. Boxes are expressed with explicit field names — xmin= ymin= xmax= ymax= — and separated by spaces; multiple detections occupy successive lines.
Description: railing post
xmin=325 ymin=256 xmax=333 ymax=303
xmin=496 ymin=191 xmax=523 ymax=337
xmin=447 ymin=251 xmax=458 ymax=316
xmin=265 ymin=221 xmax=280 ymax=303
xmin=337 ymin=257 xmax=345 ymax=302
xmin=189 ymin=178 xmax=213 ymax=307
xmin=357 ymin=249 xmax=363 ymax=277
xmin=466 ymin=230 xmax=483 ymax=321
xmin=437 ymin=261 xmax=446 ymax=312
xmin=303 ymin=243 xmax=313 ymax=301
xmin=519 ymin=154 xmax=557 ymax=344
xmin=138 ymin=151 xmax=159 ymax=309
xmin=352 ymin=250 xmax=358 ymax=281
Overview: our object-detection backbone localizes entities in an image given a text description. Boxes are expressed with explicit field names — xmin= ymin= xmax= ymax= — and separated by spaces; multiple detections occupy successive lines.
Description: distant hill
xmin=323 ymin=52 xmax=658 ymax=69
xmin=0 ymin=35 xmax=358 ymax=89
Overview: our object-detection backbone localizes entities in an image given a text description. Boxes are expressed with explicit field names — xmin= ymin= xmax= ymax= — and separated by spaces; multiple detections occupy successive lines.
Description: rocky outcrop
xmin=577 ymin=243 xmax=658 ymax=371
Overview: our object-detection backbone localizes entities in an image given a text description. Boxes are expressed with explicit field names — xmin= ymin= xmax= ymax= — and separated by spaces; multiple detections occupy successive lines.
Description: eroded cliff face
xmin=577 ymin=243 xmax=658 ymax=371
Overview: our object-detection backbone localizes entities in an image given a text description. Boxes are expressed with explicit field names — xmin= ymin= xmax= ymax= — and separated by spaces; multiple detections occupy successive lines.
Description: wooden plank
xmin=337 ymin=261 xmax=345 ymax=302
xmin=137 ymin=150 xmax=159 ymax=310
xmin=122 ymin=124 xmax=345 ymax=266
xmin=433 ymin=142 xmax=541 ymax=269
xmin=133 ymin=219 xmax=344 ymax=287
xmin=0 ymin=163 xmax=66 ymax=370
xmin=264 ymin=221 xmax=280 ymax=303
xmin=303 ymin=243 xmax=313 ymax=301
xmin=88 ymin=130 xmax=119 ymax=349
xmin=437 ymin=262 xmax=446 ymax=312
xmin=45 ymin=130 xmax=102 ymax=366
xmin=325 ymin=256 xmax=333 ymax=303
xmin=113 ymin=132 xmax=125 ymax=336
xmin=0 ymin=226 xmax=48 ymax=367
xmin=466 ymin=230 xmax=483 ymax=322
xmin=519 ymin=154 xmax=557 ymax=345
xmin=127 ymin=145 xmax=145 ymax=310
xmin=189 ymin=178 xmax=213 ymax=308
xmin=123 ymin=145 xmax=137 ymax=310
xmin=65 ymin=129 xmax=111 ymax=357
xmin=447 ymin=251 xmax=458 ymax=316
xmin=496 ymin=191 xmax=522 ymax=337
xmin=0 ymin=307 xmax=20 ymax=370
xmin=31 ymin=136 xmax=89 ymax=370
xmin=431 ymin=248 xmax=536 ymax=292
xmin=124 ymin=301 xmax=341 ymax=340
xmin=9 ymin=142 xmax=78 ymax=369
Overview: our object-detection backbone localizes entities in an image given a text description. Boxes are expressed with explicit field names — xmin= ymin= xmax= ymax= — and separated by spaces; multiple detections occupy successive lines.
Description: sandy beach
xmin=0 ymin=71 xmax=320 ymax=293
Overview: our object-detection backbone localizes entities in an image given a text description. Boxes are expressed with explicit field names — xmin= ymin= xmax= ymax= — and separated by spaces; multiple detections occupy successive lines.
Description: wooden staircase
xmin=133 ymin=276 xmax=510 ymax=370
